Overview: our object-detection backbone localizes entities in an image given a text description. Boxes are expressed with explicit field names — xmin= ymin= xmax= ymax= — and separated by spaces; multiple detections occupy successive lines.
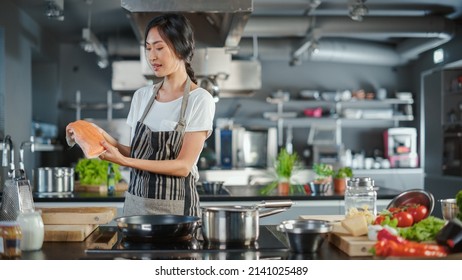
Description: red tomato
xmin=393 ymin=211 xmax=414 ymax=227
xmin=388 ymin=207 xmax=401 ymax=213
xmin=374 ymin=215 xmax=387 ymax=225
xmin=407 ymin=204 xmax=428 ymax=223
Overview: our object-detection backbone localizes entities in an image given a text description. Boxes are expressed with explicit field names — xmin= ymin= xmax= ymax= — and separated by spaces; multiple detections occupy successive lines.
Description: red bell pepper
xmin=374 ymin=239 xmax=448 ymax=257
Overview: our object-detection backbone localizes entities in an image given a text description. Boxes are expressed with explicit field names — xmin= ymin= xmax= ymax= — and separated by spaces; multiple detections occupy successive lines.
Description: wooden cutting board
xmin=328 ymin=232 xmax=375 ymax=256
xmin=74 ymin=181 xmax=128 ymax=193
xmin=44 ymin=224 xmax=98 ymax=242
xmin=299 ymin=214 xmax=374 ymax=257
xmin=85 ymin=227 xmax=118 ymax=249
xmin=38 ymin=207 xmax=117 ymax=225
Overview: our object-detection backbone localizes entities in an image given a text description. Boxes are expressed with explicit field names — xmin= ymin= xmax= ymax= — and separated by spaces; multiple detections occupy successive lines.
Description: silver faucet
xmin=19 ymin=136 xmax=35 ymax=171
xmin=2 ymin=135 xmax=15 ymax=178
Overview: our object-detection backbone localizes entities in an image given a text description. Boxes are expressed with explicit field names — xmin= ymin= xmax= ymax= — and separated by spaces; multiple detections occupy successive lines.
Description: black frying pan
xmin=114 ymin=214 xmax=200 ymax=240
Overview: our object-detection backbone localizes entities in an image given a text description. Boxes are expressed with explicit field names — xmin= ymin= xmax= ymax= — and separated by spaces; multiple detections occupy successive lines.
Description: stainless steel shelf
xmin=0 ymin=143 xmax=63 ymax=152
xmin=35 ymin=144 xmax=63 ymax=152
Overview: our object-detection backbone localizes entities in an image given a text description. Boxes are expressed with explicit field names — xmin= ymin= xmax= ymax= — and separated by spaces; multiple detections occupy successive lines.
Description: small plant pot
xmin=278 ymin=181 xmax=290 ymax=196
xmin=333 ymin=178 xmax=348 ymax=194
xmin=309 ymin=182 xmax=331 ymax=194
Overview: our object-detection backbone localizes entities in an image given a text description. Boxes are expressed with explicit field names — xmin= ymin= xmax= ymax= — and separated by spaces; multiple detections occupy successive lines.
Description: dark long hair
xmin=144 ymin=13 xmax=197 ymax=84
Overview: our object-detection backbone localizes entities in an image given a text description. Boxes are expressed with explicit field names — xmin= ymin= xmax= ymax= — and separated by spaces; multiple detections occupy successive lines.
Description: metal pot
xmin=201 ymin=200 xmax=293 ymax=245
xmin=114 ymin=214 xmax=200 ymax=240
xmin=34 ymin=167 xmax=75 ymax=193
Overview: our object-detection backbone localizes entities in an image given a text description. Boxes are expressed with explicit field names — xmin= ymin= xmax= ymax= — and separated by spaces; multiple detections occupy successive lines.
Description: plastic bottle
xmin=107 ymin=163 xmax=115 ymax=195
xmin=344 ymin=177 xmax=377 ymax=217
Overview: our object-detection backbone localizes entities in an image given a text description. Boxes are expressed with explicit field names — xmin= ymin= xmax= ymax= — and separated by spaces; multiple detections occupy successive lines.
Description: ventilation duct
xmin=241 ymin=15 xmax=455 ymax=65
xmin=121 ymin=0 xmax=252 ymax=48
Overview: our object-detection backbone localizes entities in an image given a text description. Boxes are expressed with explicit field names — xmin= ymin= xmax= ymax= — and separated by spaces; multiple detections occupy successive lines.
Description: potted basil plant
xmin=333 ymin=167 xmax=353 ymax=194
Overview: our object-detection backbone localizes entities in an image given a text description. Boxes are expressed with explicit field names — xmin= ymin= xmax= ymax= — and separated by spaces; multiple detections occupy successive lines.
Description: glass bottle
xmin=17 ymin=210 xmax=45 ymax=251
xmin=344 ymin=177 xmax=377 ymax=217
xmin=107 ymin=163 xmax=115 ymax=196
xmin=0 ymin=221 xmax=22 ymax=258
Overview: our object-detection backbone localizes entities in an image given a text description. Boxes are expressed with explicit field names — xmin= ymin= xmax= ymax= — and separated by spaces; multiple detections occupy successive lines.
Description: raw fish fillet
xmin=66 ymin=120 xmax=106 ymax=158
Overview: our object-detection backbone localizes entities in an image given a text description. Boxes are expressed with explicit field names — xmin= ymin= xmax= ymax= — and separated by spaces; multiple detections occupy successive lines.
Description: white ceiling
xmin=11 ymin=0 xmax=462 ymax=65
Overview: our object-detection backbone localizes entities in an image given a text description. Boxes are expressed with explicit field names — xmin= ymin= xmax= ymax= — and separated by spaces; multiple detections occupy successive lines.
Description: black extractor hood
xmin=121 ymin=0 xmax=253 ymax=49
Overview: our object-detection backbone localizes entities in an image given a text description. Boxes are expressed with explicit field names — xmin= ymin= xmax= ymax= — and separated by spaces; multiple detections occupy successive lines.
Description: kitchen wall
xmin=2 ymin=1 xmax=462 ymax=198
xmin=214 ymin=59 xmax=416 ymax=162
xmin=0 ymin=1 xmax=41 ymax=183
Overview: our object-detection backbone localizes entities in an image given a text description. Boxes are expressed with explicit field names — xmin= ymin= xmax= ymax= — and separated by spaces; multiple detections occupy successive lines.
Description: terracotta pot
xmin=278 ymin=181 xmax=290 ymax=196
xmin=333 ymin=178 xmax=348 ymax=194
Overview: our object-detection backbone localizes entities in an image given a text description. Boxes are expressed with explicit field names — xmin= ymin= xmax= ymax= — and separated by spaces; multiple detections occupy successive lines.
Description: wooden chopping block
xmin=85 ymin=227 xmax=118 ymax=249
xmin=299 ymin=214 xmax=373 ymax=256
xmin=38 ymin=207 xmax=117 ymax=225
xmin=328 ymin=232 xmax=375 ymax=257
xmin=44 ymin=224 xmax=98 ymax=242
xmin=74 ymin=181 xmax=128 ymax=193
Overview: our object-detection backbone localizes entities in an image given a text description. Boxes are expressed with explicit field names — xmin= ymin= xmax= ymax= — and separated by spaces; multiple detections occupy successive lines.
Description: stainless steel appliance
xmin=215 ymin=127 xmax=277 ymax=169
xmin=443 ymin=125 xmax=462 ymax=176
xmin=383 ymin=127 xmax=418 ymax=168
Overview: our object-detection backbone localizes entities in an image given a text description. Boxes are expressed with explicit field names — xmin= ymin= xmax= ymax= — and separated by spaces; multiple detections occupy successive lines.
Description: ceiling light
xmin=349 ymin=0 xmax=368 ymax=22
xmin=82 ymin=28 xmax=109 ymax=68
xmin=44 ymin=0 xmax=64 ymax=21
xmin=80 ymin=1 xmax=109 ymax=69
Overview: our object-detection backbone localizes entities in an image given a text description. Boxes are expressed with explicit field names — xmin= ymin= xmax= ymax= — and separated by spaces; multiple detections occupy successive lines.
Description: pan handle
xmin=257 ymin=200 xmax=294 ymax=208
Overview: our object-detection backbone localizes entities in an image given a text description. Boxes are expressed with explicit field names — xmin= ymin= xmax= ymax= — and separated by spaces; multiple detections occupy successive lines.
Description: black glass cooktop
xmin=84 ymin=226 xmax=291 ymax=260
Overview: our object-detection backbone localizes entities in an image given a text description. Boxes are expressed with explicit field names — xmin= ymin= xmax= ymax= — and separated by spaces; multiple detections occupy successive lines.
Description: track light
xmin=349 ymin=0 xmax=368 ymax=22
xmin=81 ymin=28 xmax=109 ymax=69
xmin=44 ymin=0 xmax=64 ymax=21
xmin=80 ymin=0 xmax=109 ymax=69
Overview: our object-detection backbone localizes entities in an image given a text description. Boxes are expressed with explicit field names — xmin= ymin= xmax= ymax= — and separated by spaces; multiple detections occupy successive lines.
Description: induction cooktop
xmin=84 ymin=225 xmax=291 ymax=260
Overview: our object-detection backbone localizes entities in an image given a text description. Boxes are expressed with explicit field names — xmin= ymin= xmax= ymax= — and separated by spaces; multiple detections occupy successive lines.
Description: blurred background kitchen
xmin=1 ymin=0 xmax=462 ymax=203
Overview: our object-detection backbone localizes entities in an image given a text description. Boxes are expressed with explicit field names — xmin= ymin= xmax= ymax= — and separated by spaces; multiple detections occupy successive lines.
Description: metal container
xmin=277 ymin=219 xmax=333 ymax=253
xmin=387 ymin=189 xmax=435 ymax=217
xmin=201 ymin=200 xmax=293 ymax=245
xmin=439 ymin=198 xmax=459 ymax=221
xmin=34 ymin=167 xmax=75 ymax=193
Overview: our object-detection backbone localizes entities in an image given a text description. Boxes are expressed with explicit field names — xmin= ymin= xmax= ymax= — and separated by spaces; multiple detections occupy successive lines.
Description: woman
xmin=93 ymin=13 xmax=215 ymax=217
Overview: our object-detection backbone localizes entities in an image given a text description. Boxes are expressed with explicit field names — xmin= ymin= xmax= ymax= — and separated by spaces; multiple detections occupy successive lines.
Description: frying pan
xmin=114 ymin=214 xmax=200 ymax=240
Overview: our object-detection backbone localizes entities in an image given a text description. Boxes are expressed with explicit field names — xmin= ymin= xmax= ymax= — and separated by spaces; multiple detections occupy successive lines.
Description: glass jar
xmin=0 ymin=221 xmax=22 ymax=258
xmin=344 ymin=177 xmax=377 ymax=217
xmin=17 ymin=210 xmax=45 ymax=251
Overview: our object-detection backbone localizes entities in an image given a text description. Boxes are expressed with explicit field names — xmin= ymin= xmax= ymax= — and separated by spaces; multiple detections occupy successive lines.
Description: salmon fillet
xmin=66 ymin=120 xmax=106 ymax=158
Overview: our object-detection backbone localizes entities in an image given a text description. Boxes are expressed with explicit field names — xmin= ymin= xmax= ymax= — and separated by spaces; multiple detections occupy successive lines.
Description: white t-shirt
xmin=127 ymin=85 xmax=215 ymax=139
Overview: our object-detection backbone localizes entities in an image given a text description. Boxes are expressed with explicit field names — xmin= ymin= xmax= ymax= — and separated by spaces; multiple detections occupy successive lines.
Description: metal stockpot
xmin=201 ymin=200 xmax=293 ymax=245
xmin=34 ymin=167 xmax=75 ymax=193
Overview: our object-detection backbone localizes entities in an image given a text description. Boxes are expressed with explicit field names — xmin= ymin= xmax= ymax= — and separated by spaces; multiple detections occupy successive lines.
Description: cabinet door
xmin=423 ymin=71 xmax=443 ymax=175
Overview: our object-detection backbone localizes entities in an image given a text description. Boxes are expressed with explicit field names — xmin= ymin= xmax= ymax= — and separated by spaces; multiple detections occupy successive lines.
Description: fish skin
xmin=66 ymin=120 xmax=106 ymax=158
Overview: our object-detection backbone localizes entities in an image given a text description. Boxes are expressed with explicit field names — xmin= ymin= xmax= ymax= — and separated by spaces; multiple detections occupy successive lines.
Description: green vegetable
xmin=275 ymin=148 xmax=300 ymax=179
xmin=397 ymin=216 xmax=446 ymax=242
xmin=378 ymin=214 xmax=399 ymax=228
xmin=456 ymin=190 xmax=462 ymax=220
xmin=313 ymin=163 xmax=334 ymax=182
xmin=75 ymin=158 xmax=122 ymax=186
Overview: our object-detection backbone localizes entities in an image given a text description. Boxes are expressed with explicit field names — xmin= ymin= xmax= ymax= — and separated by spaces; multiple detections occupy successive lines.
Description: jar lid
xmin=0 ymin=221 xmax=20 ymax=227
xmin=347 ymin=177 xmax=374 ymax=187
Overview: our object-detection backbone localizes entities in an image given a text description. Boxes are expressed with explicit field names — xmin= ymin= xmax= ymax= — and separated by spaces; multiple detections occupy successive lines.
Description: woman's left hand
xmin=99 ymin=141 xmax=125 ymax=165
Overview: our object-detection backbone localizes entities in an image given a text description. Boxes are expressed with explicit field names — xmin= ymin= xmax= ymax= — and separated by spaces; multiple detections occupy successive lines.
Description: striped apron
xmin=123 ymin=77 xmax=200 ymax=217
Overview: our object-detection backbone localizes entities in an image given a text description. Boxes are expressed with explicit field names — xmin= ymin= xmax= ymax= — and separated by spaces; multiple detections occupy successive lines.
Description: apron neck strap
xmin=138 ymin=77 xmax=191 ymax=129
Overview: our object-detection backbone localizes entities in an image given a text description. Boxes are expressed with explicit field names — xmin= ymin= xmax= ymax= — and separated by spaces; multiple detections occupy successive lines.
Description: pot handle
xmin=257 ymin=200 xmax=293 ymax=218
xmin=259 ymin=207 xmax=289 ymax=218
xmin=257 ymin=200 xmax=294 ymax=208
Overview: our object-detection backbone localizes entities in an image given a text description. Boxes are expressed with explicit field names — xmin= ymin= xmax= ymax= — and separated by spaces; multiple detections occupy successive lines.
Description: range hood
xmin=121 ymin=0 xmax=253 ymax=49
